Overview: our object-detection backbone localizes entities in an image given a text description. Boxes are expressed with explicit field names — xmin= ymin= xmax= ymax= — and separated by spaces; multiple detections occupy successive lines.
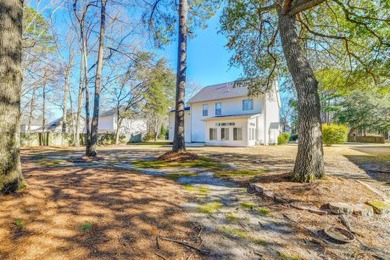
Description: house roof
xmin=188 ymin=81 xmax=265 ymax=103
xmin=100 ymin=107 xmax=118 ymax=117
xmin=201 ymin=113 xmax=261 ymax=121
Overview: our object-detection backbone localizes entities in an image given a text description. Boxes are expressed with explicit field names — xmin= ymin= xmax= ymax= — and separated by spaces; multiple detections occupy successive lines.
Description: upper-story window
xmin=215 ymin=103 xmax=222 ymax=116
xmin=243 ymin=99 xmax=253 ymax=111
xmin=202 ymin=104 xmax=208 ymax=116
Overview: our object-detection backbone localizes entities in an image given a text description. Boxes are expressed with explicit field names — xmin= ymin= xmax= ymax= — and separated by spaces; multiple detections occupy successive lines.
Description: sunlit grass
xmin=198 ymin=202 xmax=223 ymax=214
xmin=132 ymin=157 xmax=229 ymax=170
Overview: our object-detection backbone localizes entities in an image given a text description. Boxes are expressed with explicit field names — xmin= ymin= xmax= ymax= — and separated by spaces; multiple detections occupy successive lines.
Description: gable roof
xmin=100 ymin=107 xmax=118 ymax=117
xmin=188 ymin=80 xmax=269 ymax=104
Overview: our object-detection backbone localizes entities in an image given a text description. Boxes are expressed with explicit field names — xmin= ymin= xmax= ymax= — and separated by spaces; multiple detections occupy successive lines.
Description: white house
xmin=99 ymin=108 xmax=147 ymax=137
xmin=169 ymin=80 xmax=281 ymax=147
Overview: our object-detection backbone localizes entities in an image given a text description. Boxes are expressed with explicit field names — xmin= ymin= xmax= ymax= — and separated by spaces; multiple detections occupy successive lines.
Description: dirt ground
xmin=1 ymin=143 xmax=389 ymax=259
xmin=0 ymin=160 xmax=201 ymax=259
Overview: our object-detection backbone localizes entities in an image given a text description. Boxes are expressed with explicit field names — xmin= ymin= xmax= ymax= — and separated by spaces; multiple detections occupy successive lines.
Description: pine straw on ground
xmin=157 ymin=151 xmax=199 ymax=162
xmin=0 ymin=166 xmax=201 ymax=259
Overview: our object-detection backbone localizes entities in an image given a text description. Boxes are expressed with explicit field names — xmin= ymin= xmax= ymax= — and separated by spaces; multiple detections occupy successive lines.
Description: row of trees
xmin=0 ymin=0 xmax=389 ymax=193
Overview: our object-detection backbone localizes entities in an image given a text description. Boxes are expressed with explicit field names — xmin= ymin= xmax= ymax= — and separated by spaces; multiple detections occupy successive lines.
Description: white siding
xmin=205 ymin=118 xmax=248 ymax=146
xmin=99 ymin=116 xmax=115 ymax=132
xmin=168 ymin=110 xmax=191 ymax=142
xmin=190 ymin=96 xmax=263 ymax=143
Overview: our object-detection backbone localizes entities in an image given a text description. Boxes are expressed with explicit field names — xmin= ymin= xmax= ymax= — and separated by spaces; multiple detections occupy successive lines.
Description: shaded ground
xmin=0 ymin=157 xmax=201 ymax=259
xmin=1 ymin=143 xmax=389 ymax=259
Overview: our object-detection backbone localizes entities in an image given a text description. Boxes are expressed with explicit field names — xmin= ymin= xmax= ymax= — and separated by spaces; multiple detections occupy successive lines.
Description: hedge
xmin=278 ymin=132 xmax=291 ymax=145
xmin=322 ymin=124 xmax=348 ymax=146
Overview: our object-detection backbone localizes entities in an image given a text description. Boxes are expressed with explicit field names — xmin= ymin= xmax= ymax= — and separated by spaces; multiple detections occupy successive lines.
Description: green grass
xmin=214 ymin=169 xmax=266 ymax=178
xmin=81 ymin=222 xmax=94 ymax=232
xmin=221 ymin=226 xmax=250 ymax=239
xmin=240 ymin=202 xmax=271 ymax=216
xmin=164 ymin=172 xmax=197 ymax=181
xmin=221 ymin=226 xmax=267 ymax=246
xmin=240 ymin=201 xmax=256 ymax=209
xmin=256 ymin=207 xmax=271 ymax=216
xmin=367 ymin=200 xmax=390 ymax=210
xmin=198 ymin=202 xmax=223 ymax=214
xmin=183 ymin=185 xmax=197 ymax=191
xmin=183 ymin=185 xmax=210 ymax=195
xmin=278 ymin=251 xmax=302 ymax=260
xmin=225 ymin=213 xmax=240 ymax=222
xmin=134 ymin=141 xmax=170 ymax=146
xmin=132 ymin=157 xmax=229 ymax=170
xmin=15 ymin=219 xmax=24 ymax=228
xmin=36 ymin=159 xmax=65 ymax=167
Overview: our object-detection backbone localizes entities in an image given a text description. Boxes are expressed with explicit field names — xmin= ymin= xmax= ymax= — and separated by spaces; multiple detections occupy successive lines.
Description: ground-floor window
xmin=221 ymin=128 xmax=229 ymax=141
xmin=209 ymin=128 xmax=217 ymax=140
xmin=233 ymin=127 xmax=242 ymax=140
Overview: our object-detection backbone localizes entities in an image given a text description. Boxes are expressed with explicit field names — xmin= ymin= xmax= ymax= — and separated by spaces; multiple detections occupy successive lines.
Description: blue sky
xmin=154 ymin=13 xmax=243 ymax=87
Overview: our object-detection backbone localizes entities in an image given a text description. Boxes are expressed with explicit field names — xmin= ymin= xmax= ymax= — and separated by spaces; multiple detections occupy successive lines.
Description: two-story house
xmin=169 ymin=80 xmax=281 ymax=147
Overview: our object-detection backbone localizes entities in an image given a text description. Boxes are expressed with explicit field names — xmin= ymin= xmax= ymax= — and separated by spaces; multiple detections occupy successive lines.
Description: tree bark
xmin=42 ymin=83 xmax=46 ymax=146
xmin=28 ymin=87 xmax=36 ymax=134
xmin=278 ymin=11 xmax=324 ymax=182
xmin=75 ymin=55 xmax=84 ymax=147
xmin=89 ymin=0 xmax=107 ymax=156
xmin=62 ymin=59 xmax=72 ymax=134
xmin=0 ymin=0 xmax=26 ymax=194
xmin=172 ymin=0 xmax=188 ymax=152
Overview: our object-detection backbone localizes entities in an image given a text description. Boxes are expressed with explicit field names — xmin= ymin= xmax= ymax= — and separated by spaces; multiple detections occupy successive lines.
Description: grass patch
xmin=225 ymin=213 xmax=240 ymax=222
xmin=183 ymin=185 xmax=210 ymax=196
xmin=198 ymin=202 xmax=223 ymax=214
xmin=240 ymin=201 xmax=256 ymax=209
xmin=256 ymin=207 xmax=271 ymax=216
xmin=183 ymin=185 xmax=197 ymax=191
xmin=221 ymin=226 xmax=249 ymax=239
xmin=252 ymin=238 xmax=267 ymax=246
xmin=132 ymin=157 xmax=229 ymax=170
xmin=81 ymin=222 xmax=94 ymax=232
xmin=214 ymin=169 xmax=266 ymax=178
xmin=15 ymin=219 xmax=24 ymax=228
xmin=36 ymin=159 xmax=65 ymax=167
xmin=135 ymin=141 xmax=170 ymax=146
xmin=164 ymin=172 xmax=197 ymax=181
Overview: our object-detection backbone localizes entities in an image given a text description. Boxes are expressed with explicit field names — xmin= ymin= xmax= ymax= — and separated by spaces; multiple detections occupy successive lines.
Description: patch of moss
xmin=367 ymin=200 xmax=390 ymax=210
xmin=252 ymin=238 xmax=267 ymax=246
xmin=183 ymin=185 xmax=197 ymax=191
xmin=225 ymin=213 xmax=240 ymax=222
xmin=36 ymin=159 xmax=64 ymax=167
xmin=240 ymin=201 xmax=256 ymax=209
xmin=164 ymin=172 xmax=197 ymax=181
xmin=81 ymin=222 xmax=93 ymax=232
xmin=221 ymin=226 xmax=249 ymax=239
xmin=214 ymin=169 xmax=266 ymax=178
xmin=256 ymin=207 xmax=271 ymax=216
xmin=198 ymin=202 xmax=223 ymax=214
xmin=132 ymin=157 xmax=229 ymax=170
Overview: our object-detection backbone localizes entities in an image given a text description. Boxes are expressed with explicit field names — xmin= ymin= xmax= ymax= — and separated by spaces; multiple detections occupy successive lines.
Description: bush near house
xmin=278 ymin=132 xmax=290 ymax=145
xmin=322 ymin=124 xmax=348 ymax=146
xmin=289 ymin=134 xmax=298 ymax=142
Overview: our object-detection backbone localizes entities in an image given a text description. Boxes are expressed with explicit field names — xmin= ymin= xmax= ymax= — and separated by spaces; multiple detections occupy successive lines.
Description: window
xmin=243 ymin=99 xmax=253 ymax=111
xmin=209 ymin=128 xmax=217 ymax=140
xmin=215 ymin=103 xmax=222 ymax=115
xmin=221 ymin=128 xmax=229 ymax=141
xmin=233 ymin=128 xmax=242 ymax=141
xmin=202 ymin=104 xmax=208 ymax=116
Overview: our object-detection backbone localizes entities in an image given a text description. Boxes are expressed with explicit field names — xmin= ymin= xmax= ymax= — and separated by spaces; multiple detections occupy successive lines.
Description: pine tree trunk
xmin=0 ymin=0 xmax=26 ymax=194
xmin=90 ymin=0 xmax=107 ymax=157
xmin=172 ymin=0 xmax=188 ymax=153
xmin=278 ymin=12 xmax=324 ymax=182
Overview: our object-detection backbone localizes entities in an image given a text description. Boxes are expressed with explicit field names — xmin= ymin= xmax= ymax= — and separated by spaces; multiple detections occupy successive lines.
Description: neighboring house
xmin=38 ymin=113 xmax=86 ymax=133
xmin=169 ymin=80 xmax=281 ymax=147
xmin=99 ymin=107 xmax=147 ymax=137
xmin=20 ymin=118 xmax=41 ymax=133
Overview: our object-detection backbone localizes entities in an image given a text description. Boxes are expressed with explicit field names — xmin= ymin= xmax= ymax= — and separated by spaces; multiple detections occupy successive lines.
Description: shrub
xmin=289 ymin=134 xmax=298 ymax=141
xmin=278 ymin=132 xmax=290 ymax=145
xmin=322 ymin=124 xmax=348 ymax=146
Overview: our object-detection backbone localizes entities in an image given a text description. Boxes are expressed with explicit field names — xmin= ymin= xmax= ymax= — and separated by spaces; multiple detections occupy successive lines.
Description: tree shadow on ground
xmin=0 ymin=163 xmax=200 ymax=259
xmin=344 ymin=155 xmax=390 ymax=184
